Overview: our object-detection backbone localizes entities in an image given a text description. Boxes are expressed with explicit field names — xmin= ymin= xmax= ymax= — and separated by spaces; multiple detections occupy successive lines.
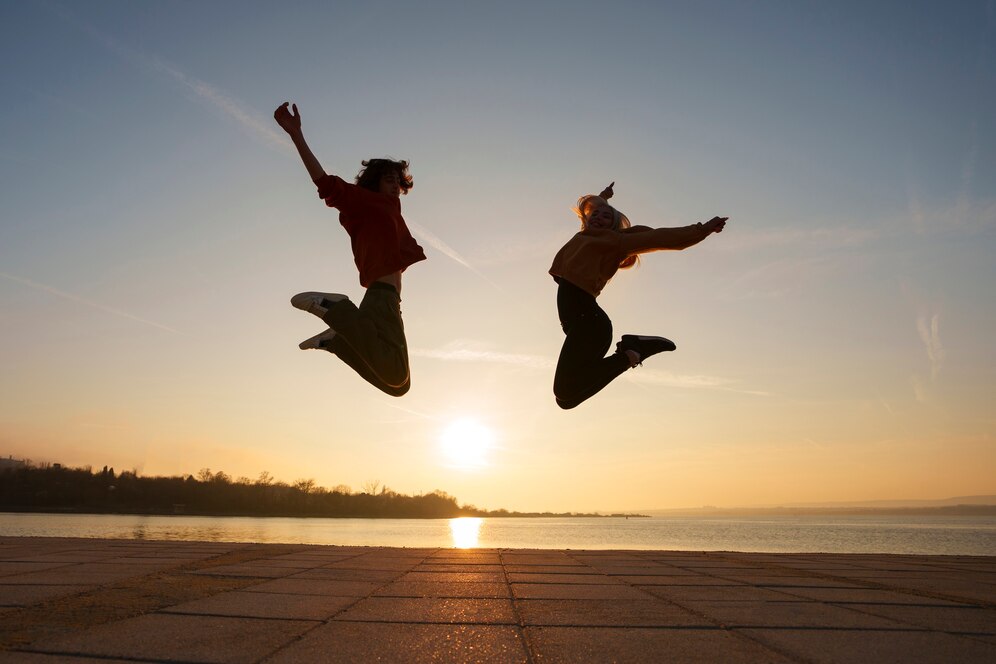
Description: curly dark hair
xmin=354 ymin=158 xmax=413 ymax=194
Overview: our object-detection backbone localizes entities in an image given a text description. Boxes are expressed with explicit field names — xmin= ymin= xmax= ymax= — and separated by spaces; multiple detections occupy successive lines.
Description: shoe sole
xmin=291 ymin=292 xmax=349 ymax=318
xmin=299 ymin=328 xmax=336 ymax=350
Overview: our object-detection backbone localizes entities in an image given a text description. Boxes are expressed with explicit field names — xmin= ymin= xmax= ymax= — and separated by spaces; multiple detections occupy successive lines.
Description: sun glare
xmin=449 ymin=517 xmax=483 ymax=548
xmin=439 ymin=418 xmax=494 ymax=470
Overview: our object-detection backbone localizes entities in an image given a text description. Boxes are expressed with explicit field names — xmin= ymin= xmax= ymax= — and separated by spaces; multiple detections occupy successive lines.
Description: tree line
xmin=0 ymin=461 xmax=629 ymax=519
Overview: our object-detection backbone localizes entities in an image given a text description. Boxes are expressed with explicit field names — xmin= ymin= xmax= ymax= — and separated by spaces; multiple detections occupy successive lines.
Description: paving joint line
xmin=499 ymin=548 xmax=539 ymax=664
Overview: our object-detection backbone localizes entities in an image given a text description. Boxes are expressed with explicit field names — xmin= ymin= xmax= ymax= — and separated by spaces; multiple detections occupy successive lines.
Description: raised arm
xmin=274 ymin=102 xmax=327 ymax=184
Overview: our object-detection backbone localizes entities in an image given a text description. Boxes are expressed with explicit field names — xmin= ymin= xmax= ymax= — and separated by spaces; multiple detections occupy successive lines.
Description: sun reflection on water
xmin=449 ymin=517 xmax=483 ymax=548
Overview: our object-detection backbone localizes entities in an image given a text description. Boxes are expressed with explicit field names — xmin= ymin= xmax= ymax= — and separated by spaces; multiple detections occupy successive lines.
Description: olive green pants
xmin=322 ymin=282 xmax=410 ymax=397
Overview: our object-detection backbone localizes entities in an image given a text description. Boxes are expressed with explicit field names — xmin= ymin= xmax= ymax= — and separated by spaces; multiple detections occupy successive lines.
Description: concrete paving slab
xmin=503 ymin=565 xmax=592 ymax=574
xmin=0 ymin=562 xmax=166 ymax=585
xmin=682 ymin=600 xmax=909 ymax=629
xmin=615 ymin=573 xmax=732 ymax=585
xmin=0 ymin=584 xmax=95 ymax=607
xmin=596 ymin=566 xmax=703 ymax=576
xmin=675 ymin=562 xmax=769 ymax=570
xmin=500 ymin=554 xmax=576 ymax=565
xmin=884 ymin=577 xmax=996 ymax=603
xmin=243 ymin=578 xmax=380 ymax=597
xmin=516 ymin=598 xmax=709 ymax=627
xmin=616 ymin=574 xmax=746 ymax=586
xmin=189 ymin=564 xmax=302 ymax=579
xmin=18 ymin=613 xmax=316 ymax=663
xmin=838 ymin=603 xmax=996 ymax=636
xmin=0 ymin=652 xmax=122 ymax=663
xmin=100 ymin=556 xmax=211 ymax=566
xmin=231 ymin=558 xmax=328 ymax=569
xmin=507 ymin=572 xmax=617 ymax=585
xmin=374 ymin=580 xmax=510 ymax=598
xmin=511 ymin=583 xmax=650 ymax=600
xmin=727 ymin=575 xmax=865 ymax=588
xmin=640 ymin=584 xmax=805 ymax=603
xmin=263 ymin=622 xmax=528 ymax=663
xmin=401 ymin=570 xmax=505 ymax=583
xmin=738 ymin=627 xmax=996 ymax=664
xmin=163 ymin=589 xmax=358 ymax=620
xmin=335 ymin=596 xmax=517 ymax=624
xmin=0 ymin=563 xmax=73 ymax=577
xmin=773 ymin=586 xmax=972 ymax=605
xmin=414 ymin=563 xmax=504 ymax=573
xmin=524 ymin=626 xmax=794 ymax=663
xmin=324 ymin=557 xmax=422 ymax=571
xmin=427 ymin=553 xmax=502 ymax=564
xmin=4 ymin=553 xmax=117 ymax=565
xmin=286 ymin=567 xmax=401 ymax=582
xmin=267 ymin=553 xmax=359 ymax=563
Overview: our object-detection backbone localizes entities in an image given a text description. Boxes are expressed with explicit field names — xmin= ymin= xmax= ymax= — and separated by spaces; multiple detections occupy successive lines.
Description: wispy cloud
xmin=45 ymin=2 xmax=290 ymax=153
xmin=916 ymin=312 xmax=945 ymax=379
xmin=905 ymin=185 xmax=996 ymax=235
xmin=148 ymin=59 xmax=291 ymax=152
xmin=626 ymin=368 xmax=770 ymax=395
xmin=721 ymin=225 xmax=880 ymax=253
xmin=413 ymin=340 xmax=554 ymax=370
xmin=0 ymin=271 xmax=180 ymax=334
xmin=464 ymin=229 xmax=566 ymax=268
xmin=731 ymin=254 xmax=850 ymax=300
xmin=414 ymin=340 xmax=762 ymax=394
xmin=407 ymin=222 xmax=499 ymax=288
xmin=378 ymin=402 xmax=442 ymax=425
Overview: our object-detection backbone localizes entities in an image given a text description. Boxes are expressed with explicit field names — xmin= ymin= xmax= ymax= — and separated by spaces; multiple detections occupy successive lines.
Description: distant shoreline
xmin=644 ymin=505 xmax=996 ymax=517
xmin=0 ymin=507 xmax=651 ymax=520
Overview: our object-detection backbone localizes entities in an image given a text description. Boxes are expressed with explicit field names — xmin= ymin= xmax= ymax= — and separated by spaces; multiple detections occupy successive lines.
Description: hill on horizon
xmin=639 ymin=494 xmax=996 ymax=516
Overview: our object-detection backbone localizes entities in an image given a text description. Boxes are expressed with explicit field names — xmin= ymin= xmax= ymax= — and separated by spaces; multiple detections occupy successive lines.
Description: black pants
xmin=553 ymin=278 xmax=630 ymax=409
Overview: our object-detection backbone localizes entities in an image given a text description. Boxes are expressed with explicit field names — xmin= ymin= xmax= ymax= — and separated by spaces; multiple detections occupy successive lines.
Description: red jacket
xmin=317 ymin=175 xmax=427 ymax=287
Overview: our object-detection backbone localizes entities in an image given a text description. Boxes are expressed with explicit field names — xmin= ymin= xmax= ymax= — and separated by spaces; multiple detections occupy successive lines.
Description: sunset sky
xmin=1 ymin=1 xmax=994 ymax=513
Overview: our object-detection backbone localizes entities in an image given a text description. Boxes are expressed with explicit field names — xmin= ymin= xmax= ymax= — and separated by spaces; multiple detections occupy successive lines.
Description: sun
xmin=439 ymin=418 xmax=495 ymax=470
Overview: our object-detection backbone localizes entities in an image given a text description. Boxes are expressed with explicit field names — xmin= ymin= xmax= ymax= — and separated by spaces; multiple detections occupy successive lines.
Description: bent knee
xmin=379 ymin=367 xmax=410 ymax=389
xmin=554 ymin=395 xmax=579 ymax=410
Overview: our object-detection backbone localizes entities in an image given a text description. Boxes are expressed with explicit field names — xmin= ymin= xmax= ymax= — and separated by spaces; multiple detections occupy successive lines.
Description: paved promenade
xmin=0 ymin=537 xmax=993 ymax=663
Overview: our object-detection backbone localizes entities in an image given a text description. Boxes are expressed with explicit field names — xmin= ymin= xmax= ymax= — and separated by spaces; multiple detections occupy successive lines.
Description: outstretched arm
xmin=702 ymin=216 xmax=727 ymax=234
xmin=274 ymin=102 xmax=327 ymax=183
xmin=621 ymin=216 xmax=729 ymax=253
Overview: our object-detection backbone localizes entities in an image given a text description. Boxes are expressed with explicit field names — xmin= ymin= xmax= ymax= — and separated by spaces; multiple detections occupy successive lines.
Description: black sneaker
xmin=616 ymin=334 xmax=676 ymax=365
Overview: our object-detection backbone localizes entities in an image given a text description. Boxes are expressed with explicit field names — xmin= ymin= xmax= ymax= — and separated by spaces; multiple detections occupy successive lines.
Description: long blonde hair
xmin=573 ymin=195 xmax=639 ymax=269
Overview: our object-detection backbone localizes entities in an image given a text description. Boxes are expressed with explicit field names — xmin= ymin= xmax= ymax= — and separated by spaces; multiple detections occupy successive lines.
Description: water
xmin=1 ymin=512 xmax=993 ymax=555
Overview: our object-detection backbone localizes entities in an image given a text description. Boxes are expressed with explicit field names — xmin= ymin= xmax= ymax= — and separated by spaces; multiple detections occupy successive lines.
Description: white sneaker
xmin=299 ymin=327 xmax=337 ymax=350
xmin=290 ymin=292 xmax=349 ymax=319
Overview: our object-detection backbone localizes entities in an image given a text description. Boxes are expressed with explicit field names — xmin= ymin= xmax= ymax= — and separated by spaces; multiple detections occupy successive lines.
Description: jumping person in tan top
xmin=549 ymin=183 xmax=727 ymax=409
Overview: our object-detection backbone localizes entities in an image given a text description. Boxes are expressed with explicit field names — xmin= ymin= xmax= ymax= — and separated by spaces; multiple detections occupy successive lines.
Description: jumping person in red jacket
xmin=549 ymin=182 xmax=728 ymax=409
xmin=274 ymin=102 xmax=425 ymax=396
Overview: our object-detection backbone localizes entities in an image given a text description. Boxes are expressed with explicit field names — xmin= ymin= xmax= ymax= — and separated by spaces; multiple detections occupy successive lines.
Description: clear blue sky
xmin=1 ymin=1 xmax=993 ymax=511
